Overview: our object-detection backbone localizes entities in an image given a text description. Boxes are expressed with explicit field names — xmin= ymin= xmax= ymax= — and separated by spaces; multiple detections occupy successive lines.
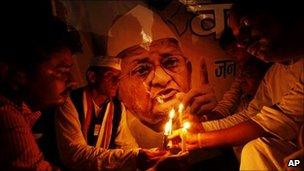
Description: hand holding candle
xmin=178 ymin=103 xmax=184 ymax=126
xmin=181 ymin=121 xmax=191 ymax=152
xmin=162 ymin=103 xmax=192 ymax=152
xmin=162 ymin=109 xmax=175 ymax=150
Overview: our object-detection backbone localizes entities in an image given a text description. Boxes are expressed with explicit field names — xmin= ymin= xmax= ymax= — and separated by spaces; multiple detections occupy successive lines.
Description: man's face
xmin=28 ymin=48 xmax=75 ymax=109
xmin=118 ymin=38 xmax=191 ymax=131
xmin=225 ymin=42 xmax=251 ymax=62
xmin=96 ymin=68 xmax=121 ymax=98
xmin=228 ymin=12 xmax=290 ymax=63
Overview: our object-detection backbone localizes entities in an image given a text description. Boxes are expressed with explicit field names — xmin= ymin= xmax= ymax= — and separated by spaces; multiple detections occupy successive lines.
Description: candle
xmin=178 ymin=103 xmax=184 ymax=126
xmin=181 ymin=121 xmax=191 ymax=152
xmin=162 ymin=109 xmax=175 ymax=150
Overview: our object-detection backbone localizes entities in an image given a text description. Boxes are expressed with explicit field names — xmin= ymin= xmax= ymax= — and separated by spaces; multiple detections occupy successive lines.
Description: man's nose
xmin=151 ymin=66 xmax=171 ymax=87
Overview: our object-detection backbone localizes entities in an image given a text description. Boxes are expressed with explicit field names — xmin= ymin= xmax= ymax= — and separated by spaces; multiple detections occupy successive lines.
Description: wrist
xmin=197 ymin=133 xmax=204 ymax=148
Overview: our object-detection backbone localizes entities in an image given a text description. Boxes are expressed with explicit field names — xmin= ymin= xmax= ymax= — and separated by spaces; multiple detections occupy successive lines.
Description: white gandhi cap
xmin=89 ymin=56 xmax=121 ymax=71
xmin=107 ymin=5 xmax=178 ymax=57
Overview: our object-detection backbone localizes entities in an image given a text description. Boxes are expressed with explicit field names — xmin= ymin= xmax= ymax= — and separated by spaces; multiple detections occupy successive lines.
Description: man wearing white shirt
xmin=169 ymin=0 xmax=304 ymax=170
xmin=55 ymin=56 xmax=165 ymax=170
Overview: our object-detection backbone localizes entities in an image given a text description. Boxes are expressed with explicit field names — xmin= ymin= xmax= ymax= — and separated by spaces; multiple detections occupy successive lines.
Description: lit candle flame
xmin=178 ymin=103 xmax=184 ymax=114
xmin=181 ymin=121 xmax=191 ymax=152
xmin=164 ymin=122 xmax=171 ymax=135
xmin=156 ymin=96 xmax=164 ymax=104
xmin=140 ymin=30 xmax=152 ymax=51
xmin=178 ymin=103 xmax=184 ymax=126
xmin=169 ymin=109 xmax=175 ymax=119
xmin=140 ymin=30 xmax=152 ymax=44
xmin=164 ymin=109 xmax=175 ymax=136
xmin=183 ymin=121 xmax=191 ymax=130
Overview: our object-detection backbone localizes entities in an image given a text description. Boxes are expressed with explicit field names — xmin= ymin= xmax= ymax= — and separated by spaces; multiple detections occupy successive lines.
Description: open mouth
xmin=155 ymin=89 xmax=178 ymax=103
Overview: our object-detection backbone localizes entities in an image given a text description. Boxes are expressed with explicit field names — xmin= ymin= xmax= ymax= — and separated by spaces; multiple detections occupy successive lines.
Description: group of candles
xmin=163 ymin=103 xmax=190 ymax=152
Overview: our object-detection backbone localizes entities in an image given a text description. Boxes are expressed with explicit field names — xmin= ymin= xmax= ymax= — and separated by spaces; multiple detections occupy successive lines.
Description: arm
xmin=55 ymin=98 xmax=139 ymax=171
xmin=193 ymin=72 xmax=304 ymax=148
xmin=114 ymin=104 xmax=139 ymax=149
xmin=0 ymin=106 xmax=53 ymax=170
xmin=202 ymin=76 xmax=270 ymax=131
xmin=212 ymin=77 xmax=244 ymax=118
xmin=250 ymin=73 xmax=304 ymax=141
xmin=197 ymin=120 xmax=268 ymax=148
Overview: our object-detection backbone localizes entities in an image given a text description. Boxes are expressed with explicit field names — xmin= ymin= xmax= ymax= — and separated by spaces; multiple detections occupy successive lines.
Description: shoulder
xmin=0 ymin=97 xmax=21 ymax=117
xmin=0 ymin=102 xmax=27 ymax=130
xmin=57 ymin=97 xmax=77 ymax=115
xmin=264 ymin=63 xmax=280 ymax=76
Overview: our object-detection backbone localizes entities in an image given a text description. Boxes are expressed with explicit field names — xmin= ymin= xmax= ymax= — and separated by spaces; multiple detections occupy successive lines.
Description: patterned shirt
xmin=0 ymin=95 xmax=53 ymax=170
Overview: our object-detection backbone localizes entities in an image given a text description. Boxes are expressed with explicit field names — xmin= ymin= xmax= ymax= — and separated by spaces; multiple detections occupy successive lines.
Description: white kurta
xmin=55 ymin=90 xmax=139 ymax=171
xmin=202 ymin=57 xmax=304 ymax=170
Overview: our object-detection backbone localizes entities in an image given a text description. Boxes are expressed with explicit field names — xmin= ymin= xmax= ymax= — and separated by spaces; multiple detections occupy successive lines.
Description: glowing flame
xmin=164 ymin=109 xmax=175 ymax=136
xmin=183 ymin=121 xmax=191 ymax=130
xmin=169 ymin=109 xmax=175 ymax=119
xmin=140 ymin=30 xmax=152 ymax=50
xmin=164 ymin=122 xmax=171 ymax=135
xmin=156 ymin=96 xmax=164 ymax=104
xmin=178 ymin=103 xmax=184 ymax=125
xmin=141 ymin=30 xmax=152 ymax=44
xmin=178 ymin=103 xmax=184 ymax=114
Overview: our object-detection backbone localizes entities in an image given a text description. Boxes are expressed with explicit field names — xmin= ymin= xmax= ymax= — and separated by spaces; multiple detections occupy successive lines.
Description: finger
xmin=153 ymin=150 xmax=168 ymax=156
xmin=150 ymin=151 xmax=170 ymax=160
xmin=182 ymin=88 xmax=204 ymax=107
xmin=149 ymin=147 xmax=159 ymax=151
xmin=189 ymin=93 xmax=217 ymax=114
xmin=182 ymin=85 xmax=215 ymax=107
xmin=167 ymin=129 xmax=183 ymax=140
xmin=199 ymin=84 xmax=214 ymax=93
xmin=187 ymin=144 xmax=200 ymax=151
xmin=143 ymin=149 xmax=166 ymax=157
xmin=197 ymin=102 xmax=217 ymax=115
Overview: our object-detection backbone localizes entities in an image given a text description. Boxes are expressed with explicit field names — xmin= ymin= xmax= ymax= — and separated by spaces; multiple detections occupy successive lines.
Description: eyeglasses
xmin=102 ymin=71 xmax=121 ymax=84
xmin=119 ymin=55 xmax=188 ymax=81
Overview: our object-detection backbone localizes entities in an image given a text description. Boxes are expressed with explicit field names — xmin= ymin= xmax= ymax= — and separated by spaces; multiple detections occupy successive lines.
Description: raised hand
xmin=182 ymin=84 xmax=217 ymax=117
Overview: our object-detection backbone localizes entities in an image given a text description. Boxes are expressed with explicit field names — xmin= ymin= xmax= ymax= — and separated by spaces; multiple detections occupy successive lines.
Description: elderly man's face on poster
xmin=118 ymin=38 xmax=191 ymax=131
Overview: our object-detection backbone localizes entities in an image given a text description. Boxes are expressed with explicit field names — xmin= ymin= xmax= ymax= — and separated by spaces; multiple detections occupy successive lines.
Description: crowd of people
xmin=0 ymin=0 xmax=303 ymax=170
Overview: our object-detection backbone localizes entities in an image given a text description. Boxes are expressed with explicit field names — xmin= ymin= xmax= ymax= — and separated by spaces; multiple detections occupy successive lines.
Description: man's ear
xmin=86 ymin=70 xmax=96 ymax=84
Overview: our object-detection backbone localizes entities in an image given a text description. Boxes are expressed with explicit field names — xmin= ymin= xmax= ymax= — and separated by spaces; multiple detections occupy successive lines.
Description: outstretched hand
xmin=168 ymin=129 xmax=204 ymax=151
xmin=137 ymin=148 xmax=168 ymax=170
xmin=147 ymin=151 xmax=189 ymax=171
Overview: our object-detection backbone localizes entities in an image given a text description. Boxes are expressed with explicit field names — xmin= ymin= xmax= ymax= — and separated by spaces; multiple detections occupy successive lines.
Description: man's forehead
xmin=119 ymin=38 xmax=179 ymax=56
xmin=119 ymin=38 xmax=182 ymax=64
xmin=47 ymin=48 xmax=74 ymax=68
